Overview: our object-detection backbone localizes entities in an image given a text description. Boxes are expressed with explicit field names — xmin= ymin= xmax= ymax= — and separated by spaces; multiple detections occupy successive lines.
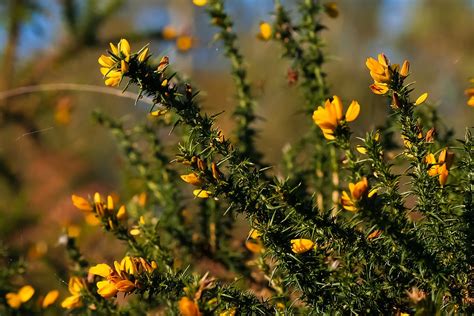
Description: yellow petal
xmin=369 ymin=83 xmax=389 ymax=95
xmin=61 ymin=294 xmax=82 ymax=309
xmin=377 ymin=53 xmax=389 ymax=67
xmin=105 ymin=76 xmax=121 ymax=87
xmin=96 ymin=281 xmax=118 ymax=298
xmin=259 ymin=22 xmax=272 ymax=40
xmin=414 ymin=92 xmax=428 ymax=106
xmin=109 ymin=43 xmax=119 ymax=55
xmin=331 ymin=96 xmax=343 ymax=121
xmin=356 ymin=146 xmax=367 ymax=154
xmin=71 ymin=195 xmax=92 ymax=212
xmin=130 ymin=228 xmax=141 ymax=236
xmin=291 ymin=238 xmax=315 ymax=254
xmin=245 ymin=240 xmax=264 ymax=253
xmin=107 ymin=195 xmax=114 ymax=211
xmin=468 ymin=96 xmax=474 ymax=107
xmin=6 ymin=293 xmax=22 ymax=309
xmin=138 ymin=47 xmax=150 ymax=62
xmin=115 ymin=280 xmax=135 ymax=293
xmin=98 ymin=55 xmax=114 ymax=67
xmin=321 ymin=129 xmax=335 ymax=140
xmin=180 ymin=173 xmax=202 ymax=186
xmin=68 ymin=277 xmax=84 ymax=295
xmin=368 ymin=188 xmax=378 ymax=198
xmin=89 ymin=263 xmax=113 ymax=278
xmin=438 ymin=164 xmax=449 ymax=186
xmin=400 ymin=60 xmax=410 ymax=77
xmin=352 ymin=177 xmax=368 ymax=200
xmin=193 ymin=189 xmax=211 ymax=198
xmin=116 ymin=205 xmax=127 ymax=220
xmin=178 ymin=297 xmax=201 ymax=316
xmin=18 ymin=285 xmax=35 ymax=303
xmin=365 ymin=57 xmax=385 ymax=75
xmin=118 ymin=39 xmax=131 ymax=58
xmin=121 ymin=256 xmax=137 ymax=275
xmin=192 ymin=0 xmax=207 ymax=6
xmin=42 ymin=290 xmax=59 ymax=308
xmin=345 ymin=100 xmax=360 ymax=122
xmin=121 ymin=60 xmax=129 ymax=74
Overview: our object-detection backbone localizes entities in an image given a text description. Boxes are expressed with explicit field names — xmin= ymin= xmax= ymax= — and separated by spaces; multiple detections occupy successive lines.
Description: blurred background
xmin=0 ymin=0 xmax=473 ymax=307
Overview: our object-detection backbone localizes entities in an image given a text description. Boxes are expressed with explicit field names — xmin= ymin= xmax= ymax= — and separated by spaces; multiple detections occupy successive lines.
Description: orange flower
xmin=312 ymin=96 xmax=360 ymax=140
xmin=61 ymin=277 xmax=85 ymax=309
xmin=291 ymin=238 xmax=315 ymax=254
xmin=425 ymin=148 xmax=453 ymax=186
xmin=341 ymin=177 xmax=376 ymax=212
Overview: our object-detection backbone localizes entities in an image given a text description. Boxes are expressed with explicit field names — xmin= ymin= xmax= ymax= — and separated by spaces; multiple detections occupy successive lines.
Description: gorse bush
xmin=1 ymin=0 xmax=473 ymax=315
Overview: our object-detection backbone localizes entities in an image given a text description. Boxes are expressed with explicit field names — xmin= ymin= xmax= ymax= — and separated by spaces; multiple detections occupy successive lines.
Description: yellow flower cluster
xmin=71 ymin=192 xmax=127 ymax=228
xmin=61 ymin=277 xmax=86 ymax=309
xmin=98 ymin=39 xmax=149 ymax=87
xmin=425 ymin=148 xmax=453 ymax=186
xmin=89 ymin=256 xmax=157 ymax=299
xmin=366 ymin=53 xmax=409 ymax=95
xmin=341 ymin=177 xmax=377 ymax=212
xmin=312 ymin=96 xmax=360 ymax=140
xmin=6 ymin=285 xmax=58 ymax=310
xmin=180 ymin=157 xmax=225 ymax=199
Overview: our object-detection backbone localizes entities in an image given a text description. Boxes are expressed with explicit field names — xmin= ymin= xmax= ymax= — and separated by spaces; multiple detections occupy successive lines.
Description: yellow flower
xmin=61 ymin=277 xmax=85 ymax=309
xmin=220 ymin=308 xmax=236 ymax=316
xmin=341 ymin=177 xmax=373 ymax=212
xmin=258 ymin=22 xmax=272 ymax=40
xmin=414 ymin=92 xmax=428 ymax=106
xmin=290 ymin=238 xmax=315 ymax=254
xmin=366 ymin=54 xmax=391 ymax=83
xmin=193 ymin=189 xmax=212 ymax=198
xmin=176 ymin=35 xmax=193 ymax=52
xmin=324 ymin=2 xmax=339 ymax=18
xmin=369 ymin=82 xmax=389 ymax=95
xmin=41 ymin=290 xmax=59 ymax=308
xmin=137 ymin=47 xmax=150 ymax=63
xmin=181 ymin=173 xmax=203 ymax=186
xmin=192 ymin=0 xmax=207 ymax=6
xmin=179 ymin=297 xmax=201 ymax=316
xmin=425 ymin=148 xmax=453 ymax=186
xmin=6 ymin=285 xmax=35 ymax=309
xmin=71 ymin=194 xmax=92 ymax=212
xmin=356 ymin=145 xmax=367 ymax=154
xmin=399 ymin=60 xmax=410 ymax=77
xmin=312 ymin=96 xmax=360 ymax=140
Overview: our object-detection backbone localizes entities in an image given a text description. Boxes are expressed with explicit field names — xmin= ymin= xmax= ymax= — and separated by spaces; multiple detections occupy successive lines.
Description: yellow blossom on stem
xmin=369 ymin=82 xmax=389 ymax=95
xmin=425 ymin=148 xmax=453 ymax=186
xmin=6 ymin=285 xmax=35 ymax=309
xmin=290 ymin=238 xmax=315 ymax=254
xmin=61 ymin=277 xmax=85 ymax=309
xmin=414 ymin=92 xmax=428 ymax=106
xmin=312 ymin=96 xmax=360 ymax=140
xmin=400 ymin=60 xmax=410 ymax=77
xmin=341 ymin=177 xmax=374 ymax=212
xmin=179 ymin=297 xmax=201 ymax=316
xmin=366 ymin=54 xmax=391 ymax=84
xmin=193 ymin=189 xmax=212 ymax=198
xmin=181 ymin=173 xmax=203 ymax=186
